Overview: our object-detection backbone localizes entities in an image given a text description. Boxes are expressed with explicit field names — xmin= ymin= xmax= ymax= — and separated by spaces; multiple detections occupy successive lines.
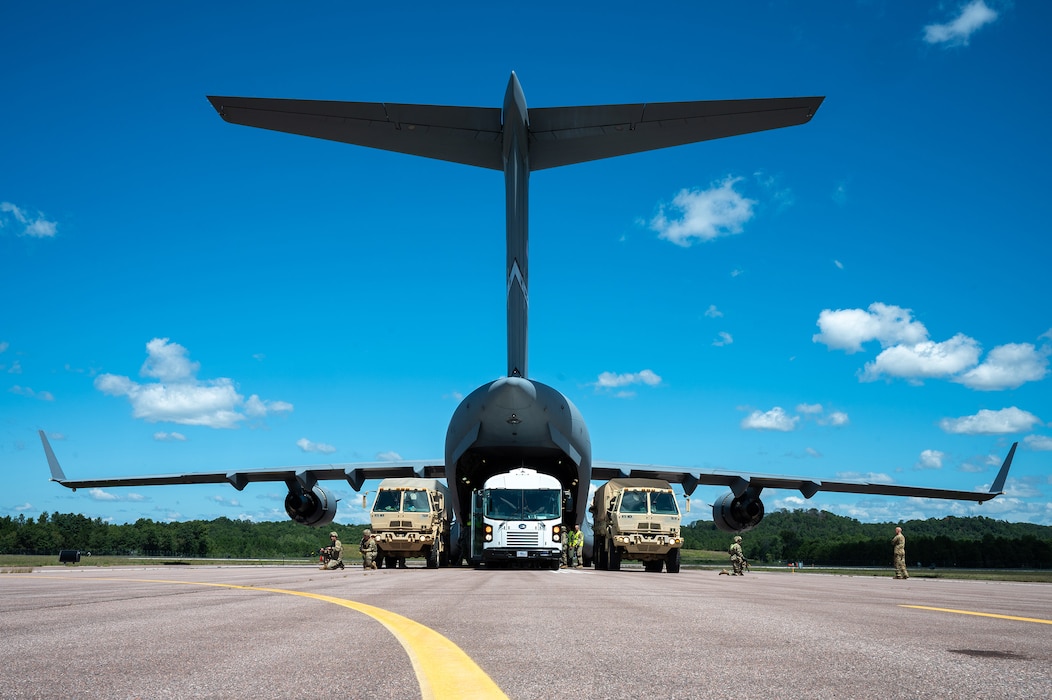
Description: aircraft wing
xmin=40 ymin=431 xmax=444 ymax=493
xmin=592 ymin=442 xmax=1016 ymax=504
xmin=206 ymin=91 xmax=823 ymax=172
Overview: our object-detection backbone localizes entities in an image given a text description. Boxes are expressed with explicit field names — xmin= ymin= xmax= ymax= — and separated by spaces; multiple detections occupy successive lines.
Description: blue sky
xmin=3 ymin=1 xmax=1050 ymax=529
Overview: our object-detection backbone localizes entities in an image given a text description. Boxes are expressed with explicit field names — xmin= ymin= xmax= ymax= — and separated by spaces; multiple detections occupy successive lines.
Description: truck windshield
xmin=484 ymin=489 xmax=561 ymax=521
xmin=650 ymin=491 xmax=679 ymax=515
xmin=403 ymin=490 xmax=430 ymax=513
xmin=372 ymin=490 xmax=401 ymax=512
xmin=620 ymin=491 xmax=648 ymax=514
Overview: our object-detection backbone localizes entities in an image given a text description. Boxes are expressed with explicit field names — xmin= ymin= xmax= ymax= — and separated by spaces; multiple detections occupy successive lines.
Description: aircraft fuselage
xmin=444 ymin=376 xmax=591 ymax=529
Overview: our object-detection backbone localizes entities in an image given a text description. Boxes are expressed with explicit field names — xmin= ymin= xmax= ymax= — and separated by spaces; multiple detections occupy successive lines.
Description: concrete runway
xmin=2 ymin=564 xmax=1050 ymax=699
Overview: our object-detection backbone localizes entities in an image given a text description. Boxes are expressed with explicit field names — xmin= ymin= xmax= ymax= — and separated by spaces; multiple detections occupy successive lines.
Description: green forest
xmin=3 ymin=509 xmax=1051 ymax=567
xmin=684 ymin=509 xmax=1052 ymax=568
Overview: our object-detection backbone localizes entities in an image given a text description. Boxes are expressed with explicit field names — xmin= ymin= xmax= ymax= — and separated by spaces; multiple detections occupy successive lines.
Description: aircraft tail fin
xmin=39 ymin=430 xmax=68 ymax=484
xmin=989 ymin=442 xmax=1016 ymax=495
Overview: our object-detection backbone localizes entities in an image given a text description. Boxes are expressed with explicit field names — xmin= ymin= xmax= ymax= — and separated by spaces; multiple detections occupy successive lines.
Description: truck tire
xmin=439 ymin=534 xmax=450 ymax=567
xmin=426 ymin=544 xmax=439 ymax=569
xmin=665 ymin=548 xmax=681 ymax=574
xmin=607 ymin=538 xmax=621 ymax=571
xmin=593 ymin=537 xmax=606 ymax=569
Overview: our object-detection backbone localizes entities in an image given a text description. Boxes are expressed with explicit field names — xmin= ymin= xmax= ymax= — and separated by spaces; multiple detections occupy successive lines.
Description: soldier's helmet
xmin=363 ymin=529 xmax=372 ymax=536
xmin=329 ymin=531 xmax=338 ymax=538
xmin=734 ymin=536 xmax=742 ymax=542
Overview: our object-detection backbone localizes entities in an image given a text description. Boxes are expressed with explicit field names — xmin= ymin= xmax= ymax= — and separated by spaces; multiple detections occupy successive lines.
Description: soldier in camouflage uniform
xmin=320 ymin=531 xmax=344 ymax=570
xmin=729 ymin=535 xmax=745 ymax=576
xmin=892 ymin=527 xmax=909 ymax=579
xmin=360 ymin=529 xmax=378 ymax=570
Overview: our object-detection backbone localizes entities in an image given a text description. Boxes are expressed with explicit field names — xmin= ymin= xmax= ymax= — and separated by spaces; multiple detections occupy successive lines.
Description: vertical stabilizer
xmin=503 ymin=72 xmax=529 ymax=378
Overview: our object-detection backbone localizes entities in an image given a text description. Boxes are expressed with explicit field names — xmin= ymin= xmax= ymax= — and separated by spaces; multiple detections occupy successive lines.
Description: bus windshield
xmin=484 ymin=489 xmax=561 ymax=521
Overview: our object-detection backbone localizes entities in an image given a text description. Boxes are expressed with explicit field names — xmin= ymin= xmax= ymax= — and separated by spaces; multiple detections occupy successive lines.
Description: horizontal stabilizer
xmin=207 ymin=87 xmax=823 ymax=173
xmin=208 ymin=96 xmax=504 ymax=169
xmin=528 ymin=96 xmax=824 ymax=170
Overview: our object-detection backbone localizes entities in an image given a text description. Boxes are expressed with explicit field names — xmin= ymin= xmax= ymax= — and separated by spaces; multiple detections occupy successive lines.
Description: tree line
xmin=4 ymin=509 xmax=1051 ymax=567
xmin=0 ymin=513 xmax=369 ymax=559
xmin=683 ymin=509 xmax=1052 ymax=568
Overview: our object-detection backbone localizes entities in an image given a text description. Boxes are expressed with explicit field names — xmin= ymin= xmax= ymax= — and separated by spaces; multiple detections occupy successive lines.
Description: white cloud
xmin=916 ymin=449 xmax=945 ymax=470
xmin=939 ymin=407 xmax=1043 ymax=435
xmin=833 ymin=472 xmax=896 ymax=485
xmin=712 ymin=331 xmax=733 ymax=347
xmin=376 ymin=451 xmax=403 ymax=461
xmin=954 ymin=343 xmax=1049 ymax=391
xmin=296 ymin=438 xmax=337 ymax=454
xmin=861 ymin=333 xmax=981 ymax=384
xmin=1024 ymin=435 xmax=1052 ymax=451
xmin=1 ymin=201 xmax=58 ymax=238
xmin=704 ymin=305 xmax=723 ymax=318
xmin=741 ymin=406 xmax=799 ymax=432
xmin=95 ymin=338 xmax=293 ymax=429
xmin=813 ymin=303 xmax=928 ymax=353
xmin=594 ymin=369 xmax=662 ymax=393
xmin=924 ymin=1 xmax=998 ymax=47
xmin=10 ymin=385 xmax=55 ymax=401
xmin=820 ymin=411 xmax=850 ymax=427
xmin=153 ymin=432 xmax=187 ymax=442
xmin=649 ymin=176 xmax=756 ymax=247
xmin=816 ymin=304 xmax=1049 ymax=390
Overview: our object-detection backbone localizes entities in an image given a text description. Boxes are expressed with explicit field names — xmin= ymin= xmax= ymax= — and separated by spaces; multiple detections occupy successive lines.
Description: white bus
xmin=469 ymin=468 xmax=564 ymax=569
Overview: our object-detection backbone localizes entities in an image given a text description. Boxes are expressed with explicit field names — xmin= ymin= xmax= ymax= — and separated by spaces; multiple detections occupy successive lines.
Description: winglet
xmin=989 ymin=442 xmax=1016 ymax=495
xmin=39 ymin=430 xmax=68 ymax=483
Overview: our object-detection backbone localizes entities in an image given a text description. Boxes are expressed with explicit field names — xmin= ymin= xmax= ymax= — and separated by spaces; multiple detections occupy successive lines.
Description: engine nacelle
xmin=284 ymin=484 xmax=338 ymax=527
xmin=712 ymin=491 xmax=765 ymax=533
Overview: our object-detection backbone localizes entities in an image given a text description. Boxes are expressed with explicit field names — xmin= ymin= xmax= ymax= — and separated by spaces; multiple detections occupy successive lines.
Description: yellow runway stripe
xmin=900 ymin=604 xmax=1052 ymax=625
xmin=76 ymin=577 xmax=510 ymax=700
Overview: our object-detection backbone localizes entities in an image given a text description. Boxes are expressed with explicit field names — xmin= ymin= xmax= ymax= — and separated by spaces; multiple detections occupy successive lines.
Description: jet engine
xmin=712 ymin=490 xmax=765 ymax=533
xmin=284 ymin=484 xmax=338 ymax=527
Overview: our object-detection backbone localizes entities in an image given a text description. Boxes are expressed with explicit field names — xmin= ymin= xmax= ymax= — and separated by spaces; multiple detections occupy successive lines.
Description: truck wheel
xmin=426 ymin=544 xmax=439 ymax=569
xmin=665 ymin=548 xmax=681 ymax=574
xmin=607 ymin=539 xmax=621 ymax=571
xmin=594 ymin=537 xmax=607 ymax=570
xmin=439 ymin=535 xmax=450 ymax=567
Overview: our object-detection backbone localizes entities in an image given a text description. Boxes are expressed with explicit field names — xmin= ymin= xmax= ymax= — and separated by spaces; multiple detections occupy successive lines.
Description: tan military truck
xmin=591 ymin=478 xmax=683 ymax=573
xmin=369 ymin=478 xmax=451 ymax=568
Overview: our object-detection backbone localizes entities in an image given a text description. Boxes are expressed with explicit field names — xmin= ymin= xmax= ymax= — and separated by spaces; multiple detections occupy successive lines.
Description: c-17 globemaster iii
xmin=40 ymin=73 xmax=1016 ymax=565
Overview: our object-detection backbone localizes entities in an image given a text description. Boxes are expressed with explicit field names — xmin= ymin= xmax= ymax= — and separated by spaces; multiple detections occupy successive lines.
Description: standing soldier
xmin=566 ymin=525 xmax=583 ymax=568
xmin=571 ymin=524 xmax=584 ymax=568
xmin=360 ymin=529 xmax=378 ymax=570
xmin=892 ymin=526 xmax=909 ymax=580
xmin=320 ymin=531 xmax=344 ymax=570
xmin=729 ymin=535 xmax=745 ymax=576
xmin=561 ymin=522 xmax=571 ymax=568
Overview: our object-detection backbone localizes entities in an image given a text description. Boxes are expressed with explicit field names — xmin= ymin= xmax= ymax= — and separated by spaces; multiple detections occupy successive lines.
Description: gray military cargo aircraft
xmin=41 ymin=74 xmax=1016 ymax=555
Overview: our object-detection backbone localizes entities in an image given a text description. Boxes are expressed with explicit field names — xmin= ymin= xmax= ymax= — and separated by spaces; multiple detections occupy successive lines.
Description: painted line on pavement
xmin=55 ymin=576 xmax=510 ymax=700
xmin=900 ymin=604 xmax=1052 ymax=625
